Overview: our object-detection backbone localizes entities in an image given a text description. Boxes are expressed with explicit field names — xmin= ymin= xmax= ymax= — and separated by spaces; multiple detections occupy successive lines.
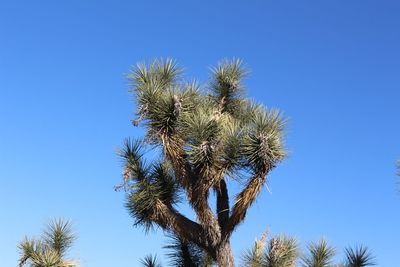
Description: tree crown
xmin=118 ymin=59 xmax=286 ymax=265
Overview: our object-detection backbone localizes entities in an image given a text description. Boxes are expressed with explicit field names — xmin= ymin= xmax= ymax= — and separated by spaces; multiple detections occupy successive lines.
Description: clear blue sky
xmin=1 ymin=1 xmax=399 ymax=266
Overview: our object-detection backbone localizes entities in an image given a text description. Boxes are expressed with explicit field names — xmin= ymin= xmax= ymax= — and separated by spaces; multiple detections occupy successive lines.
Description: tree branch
xmin=163 ymin=137 xmax=193 ymax=191
xmin=224 ymin=169 xmax=268 ymax=237
xmin=216 ymin=179 xmax=229 ymax=229
xmin=164 ymin=135 xmax=222 ymax=247
xmin=151 ymin=199 xmax=214 ymax=255
xmin=191 ymin=181 xmax=221 ymax=246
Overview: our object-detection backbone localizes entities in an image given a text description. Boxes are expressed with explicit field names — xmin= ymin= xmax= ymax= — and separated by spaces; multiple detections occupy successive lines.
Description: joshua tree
xmin=117 ymin=59 xmax=286 ymax=266
xmin=242 ymin=229 xmax=270 ymax=267
xmin=301 ymin=239 xmax=336 ymax=267
xmin=140 ymin=255 xmax=162 ymax=267
xmin=242 ymin=230 xmax=299 ymax=267
xmin=343 ymin=246 xmax=376 ymax=267
xmin=18 ymin=219 xmax=76 ymax=267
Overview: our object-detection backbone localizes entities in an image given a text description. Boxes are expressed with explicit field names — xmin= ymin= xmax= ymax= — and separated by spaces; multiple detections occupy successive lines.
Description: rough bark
xmin=216 ymin=179 xmax=229 ymax=228
xmin=192 ymin=181 xmax=221 ymax=246
xmin=215 ymin=241 xmax=235 ymax=267
xmin=163 ymin=137 xmax=192 ymax=191
xmin=152 ymin=200 xmax=212 ymax=252
xmin=164 ymin=136 xmax=221 ymax=245
xmin=224 ymin=170 xmax=268 ymax=238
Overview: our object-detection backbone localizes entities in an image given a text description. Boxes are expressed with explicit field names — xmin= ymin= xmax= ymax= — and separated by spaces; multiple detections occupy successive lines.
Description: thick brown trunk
xmin=215 ymin=241 xmax=235 ymax=267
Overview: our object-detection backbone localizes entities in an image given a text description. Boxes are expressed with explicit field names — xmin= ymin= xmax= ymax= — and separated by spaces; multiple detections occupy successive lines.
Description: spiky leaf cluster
xmin=242 ymin=110 xmax=286 ymax=172
xmin=127 ymin=59 xmax=286 ymax=175
xmin=18 ymin=219 xmax=75 ymax=267
xmin=344 ymin=246 xmax=375 ymax=267
xmin=120 ymin=139 xmax=180 ymax=230
xmin=139 ymin=235 xmax=213 ymax=267
xmin=242 ymin=233 xmax=267 ymax=267
xmin=264 ymin=236 xmax=299 ymax=267
xmin=164 ymin=235 xmax=212 ymax=267
xmin=210 ymin=59 xmax=247 ymax=115
xmin=140 ymin=255 xmax=162 ymax=267
xmin=242 ymin=232 xmax=376 ymax=267
xmin=242 ymin=233 xmax=298 ymax=267
xmin=301 ymin=239 xmax=336 ymax=267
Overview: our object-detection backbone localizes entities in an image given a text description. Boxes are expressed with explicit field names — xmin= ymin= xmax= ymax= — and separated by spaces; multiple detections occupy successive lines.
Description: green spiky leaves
xmin=18 ymin=219 xmax=75 ymax=267
xmin=301 ymin=239 xmax=336 ymax=267
xmin=118 ymin=138 xmax=149 ymax=184
xmin=264 ymin=236 xmax=299 ymax=267
xmin=131 ymin=59 xmax=182 ymax=89
xmin=126 ymin=59 xmax=286 ymax=181
xmin=242 ymin=231 xmax=268 ymax=267
xmin=210 ymin=59 xmax=248 ymax=115
xmin=120 ymin=138 xmax=180 ymax=230
xmin=242 ymin=233 xmax=299 ymax=267
xmin=140 ymin=254 xmax=162 ymax=267
xmin=128 ymin=59 xmax=199 ymax=142
xmin=42 ymin=219 xmax=75 ymax=258
xmin=241 ymin=233 xmax=376 ymax=267
xmin=124 ymin=165 xmax=180 ymax=230
xmin=344 ymin=246 xmax=376 ymax=267
xmin=242 ymin=109 xmax=286 ymax=173
xmin=164 ymin=235 xmax=207 ymax=267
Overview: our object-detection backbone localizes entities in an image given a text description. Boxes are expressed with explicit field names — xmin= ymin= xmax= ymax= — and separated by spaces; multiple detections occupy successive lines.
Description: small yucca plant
xmin=140 ymin=255 xmax=162 ymax=267
xmin=301 ymin=239 xmax=336 ymax=267
xmin=18 ymin=219 xmax=76 ymax=267
xmin=343 ymin=246 xmax=376 ymax=267
xmin=242 ymin=230 xmax=299 ymax=267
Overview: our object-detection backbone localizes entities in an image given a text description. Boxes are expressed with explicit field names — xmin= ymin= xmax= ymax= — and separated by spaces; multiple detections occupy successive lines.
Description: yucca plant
xmin=242 ymin=229 xmax=270 ymax=267
xmin=164 ymin=234 xmax=214 ymax=267
xmin=140 ymin=255 xmax=162 ymax=267
xmin=242 ymin=230 xmax=299 ymax=267
xmin=18 ymin=219 xmax=76 ymax=267
xmin=117 ymin=59 xmax=287 ymax=266
xmin=263 ymin=236 xmax=299 ymax=267
xmin=302 ymin=241 xmax=376 ymax=267
xmin=301 ymin=239 xmax=336 ymax=267
xmin=343 ymin=246 xmax=375 ymax=267
xmin=163 ymin=235 xmax=211 ymax=267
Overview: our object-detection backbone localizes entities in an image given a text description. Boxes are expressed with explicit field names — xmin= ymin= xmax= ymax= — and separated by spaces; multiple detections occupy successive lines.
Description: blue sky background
xmin=1 ymin=1 xmax=399 ymax=266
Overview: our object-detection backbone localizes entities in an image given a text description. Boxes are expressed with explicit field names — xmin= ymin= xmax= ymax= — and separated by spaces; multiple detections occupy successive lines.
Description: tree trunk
xmin=215 ymin=241 xmax=235 ymax=267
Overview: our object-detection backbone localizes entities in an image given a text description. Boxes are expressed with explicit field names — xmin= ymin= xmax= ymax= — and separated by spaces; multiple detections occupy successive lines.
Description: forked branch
xmin=224 ymin=169 xmax=268 ymax=237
